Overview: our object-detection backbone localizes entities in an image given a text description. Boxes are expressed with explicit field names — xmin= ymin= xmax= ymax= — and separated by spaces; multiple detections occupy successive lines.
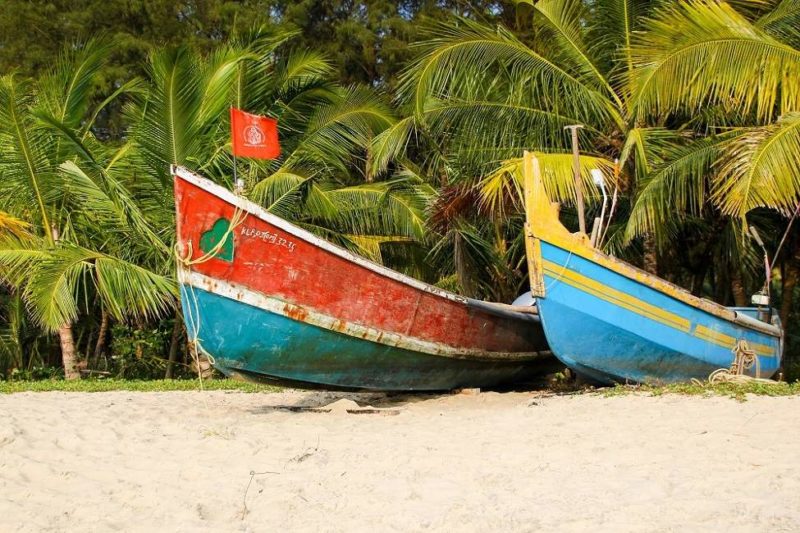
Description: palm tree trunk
xmin=164 ymin=312 xmax=183 ymax=379
xmin=643 ymin=233 xmax=658 ymax=276
xmin=365 ymin=143 xmax=373 ymax=183
xmin=731 ymin=269 xmax=748 ymax=307
xmin=51 ymin=225 xmax=80 ymax=380
xmin=780 ymin=260 xmax=799 ymax=328
xmin=59 ymin=323 xmax=80 ymax=380
xmin=93 ymin=308 xmax=110 ymax=366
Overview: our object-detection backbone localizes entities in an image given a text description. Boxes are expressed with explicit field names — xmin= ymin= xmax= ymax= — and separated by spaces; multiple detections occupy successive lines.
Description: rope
xmin=175 ymin=206 xmax=246 ymax=394
xmin=544 ymin=249 xmax=575 ymax=292
xmin=176 ymin=206 xmax=248 ymax=267
xmin=180 ymin=275 xmax=217 ymax=394
xmin=706 ymin=339 xmax=778 ymax=385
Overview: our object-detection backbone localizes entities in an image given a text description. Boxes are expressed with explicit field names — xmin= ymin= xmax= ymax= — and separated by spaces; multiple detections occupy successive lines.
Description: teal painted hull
xmin=182 ymin=285 xmax=546 ymax=391
xmin=537 ymin=242 xmax=782 ymax=384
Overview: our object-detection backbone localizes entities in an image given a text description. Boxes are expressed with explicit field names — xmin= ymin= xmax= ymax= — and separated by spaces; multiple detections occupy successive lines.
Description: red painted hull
xmin=174 ymin=166 xmax=550 ymax=389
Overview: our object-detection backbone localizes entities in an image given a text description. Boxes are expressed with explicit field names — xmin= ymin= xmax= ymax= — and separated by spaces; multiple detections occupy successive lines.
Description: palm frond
xmin=94 ymin=253 xmax=177 ymax=323
xmin=478 ymin=153 xmax=616 ymax=216
xmin=128 ymin=47 xmax=202 ymax=181
xmin=0 ymin=76 xmax=56 ymax=239
xmin=250 ymin=168 xmax=315 ymax=218
xmin=625 ymin=131 xmax=743 ymax=240
xmin=0 ymin=242 xmax=176 ymax=331
xmin=0 ymin=211 xmax=31 ymax=240
xmin=532 ymin=0 xmax=621 ymax=105
xmin=287 ymin=86 xmax=396 ymax=173
xmin=631 ymin=0 xmax=800 ymax=121
xmin=369 ymin=116 xmax=417 ymax=178
xmin=756 ymin=0 xmax=800 ymax=45
xmin=37 ymin=38 xmax=110 ymax=129
xmin=398 ymin=18 xmax=621 ymax=129
xmin=713 ymin=113 xmax=800 ymax=217
xmin=323 ymin=179 xmax=432 ymax=240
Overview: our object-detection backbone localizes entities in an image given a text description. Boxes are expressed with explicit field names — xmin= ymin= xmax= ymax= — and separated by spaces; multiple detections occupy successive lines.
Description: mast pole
xmin=565 ymin=124 xmax=586 ymax=234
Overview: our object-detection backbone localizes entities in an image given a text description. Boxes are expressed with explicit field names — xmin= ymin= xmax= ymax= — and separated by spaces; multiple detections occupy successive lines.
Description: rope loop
xmin=176 ymin=206 xmax=248 ymax=266
xmin=707 ymin=339 xmax=777 ymax=385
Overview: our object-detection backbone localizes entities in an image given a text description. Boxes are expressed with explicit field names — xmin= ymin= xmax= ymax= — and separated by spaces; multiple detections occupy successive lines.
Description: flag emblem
xmin=244 ymin=124 xmax=265 ymax=146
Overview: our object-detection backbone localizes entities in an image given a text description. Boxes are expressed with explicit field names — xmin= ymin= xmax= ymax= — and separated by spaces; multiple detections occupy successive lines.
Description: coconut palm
xmin=376 ymin=0 xmax=800 ymax=306
xmin=0 ymin=27 xmax=432 ymax=380
xmin=128 ymin=27 xmax=431 ymax=266
xmin=0 ymin=42 xmax=177 ymax=379
xmin=623 ymin=0 xmax=800 ymax=329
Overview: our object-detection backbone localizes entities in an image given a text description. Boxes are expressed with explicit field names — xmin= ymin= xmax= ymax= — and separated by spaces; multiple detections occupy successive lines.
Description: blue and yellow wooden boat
xmin=522 ymin=152 xmax=783 ymax=384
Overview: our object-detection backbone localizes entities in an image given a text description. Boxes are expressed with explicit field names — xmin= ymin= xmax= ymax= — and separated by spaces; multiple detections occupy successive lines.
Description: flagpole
xmin=233 ymin=153 xmax=239 ymax=191
xmin=231 ymin=106 xmax=240 ymax=194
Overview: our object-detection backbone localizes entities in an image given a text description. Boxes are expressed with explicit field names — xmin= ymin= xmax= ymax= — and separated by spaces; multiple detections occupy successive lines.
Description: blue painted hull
xmin=181 ymin=285 xmax=548 ymax=391
xmin=537 ymin=242 xmax=782 ymax=384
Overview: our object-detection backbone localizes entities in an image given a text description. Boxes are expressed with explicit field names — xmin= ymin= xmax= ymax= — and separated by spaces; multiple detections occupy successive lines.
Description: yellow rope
xmin=176 ymin=205 xmax=248 ymax=266
xmin=706 ymin=339 xmax=778 ymax=385
xmin=174 ymin=206 xmax=246 ymax=395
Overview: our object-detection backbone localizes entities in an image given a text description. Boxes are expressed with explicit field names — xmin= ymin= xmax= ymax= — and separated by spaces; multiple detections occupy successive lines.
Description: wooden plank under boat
xmin=521 ymin=152 xmax=783 ymax=385
xmin=173 ymin=166 xmax=551 ymax=391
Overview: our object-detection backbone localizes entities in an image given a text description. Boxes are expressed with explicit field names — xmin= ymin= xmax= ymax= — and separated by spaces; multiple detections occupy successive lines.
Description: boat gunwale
xmin=173 ymin=165 xmax=537 ymax=319
xmin=521 ymin=153 xmax=782 ymax=339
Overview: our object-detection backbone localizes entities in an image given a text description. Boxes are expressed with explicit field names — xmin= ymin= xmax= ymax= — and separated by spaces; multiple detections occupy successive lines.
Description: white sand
xmin=1 ymin=390 xmax=799 ymax=532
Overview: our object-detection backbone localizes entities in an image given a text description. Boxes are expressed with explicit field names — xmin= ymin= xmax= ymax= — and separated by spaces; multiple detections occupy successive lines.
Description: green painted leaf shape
xmin=199 ymin=218 xmax=234 ymax=262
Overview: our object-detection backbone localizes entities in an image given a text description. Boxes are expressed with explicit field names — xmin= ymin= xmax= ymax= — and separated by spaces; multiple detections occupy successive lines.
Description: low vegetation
xmin=0 ymin=378 xmax=282 ymax=394
xmin=603 ymin=381 xmax=800 ymax=401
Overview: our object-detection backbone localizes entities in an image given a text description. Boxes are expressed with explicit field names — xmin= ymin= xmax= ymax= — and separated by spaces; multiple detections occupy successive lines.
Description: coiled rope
xmin=703 ymin=339 xmax=778 ymax=385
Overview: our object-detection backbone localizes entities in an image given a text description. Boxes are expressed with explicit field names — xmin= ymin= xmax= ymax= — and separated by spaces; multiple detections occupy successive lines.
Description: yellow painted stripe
xmin=695 ymin=325 xmax=776 ymax=358
xmin=542 ymin=260 xmax=691 ymax=333
xmin=695 ymin=325 xmax=735 ymax=346
xmin=542 ymin=260 xmax=777 ymax=358
xmin=538 ymin=231 xmax=740 ymax=324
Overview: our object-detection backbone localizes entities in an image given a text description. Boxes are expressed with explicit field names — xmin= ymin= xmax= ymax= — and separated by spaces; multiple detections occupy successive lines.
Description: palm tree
xmin=0 ymin=42 xmax=177 ymax=379
xmin=127 ymin=26 xmax=432 ymax=268
xmin=377 ymin=0 xmax=800 ymax=306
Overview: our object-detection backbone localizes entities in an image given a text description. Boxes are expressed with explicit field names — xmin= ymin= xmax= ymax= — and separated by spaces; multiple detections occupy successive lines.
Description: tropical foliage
xmin=1 ymin=0 xmax=799 ymax=380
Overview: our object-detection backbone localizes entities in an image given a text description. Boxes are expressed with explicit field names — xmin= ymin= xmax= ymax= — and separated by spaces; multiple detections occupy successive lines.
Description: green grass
xmin=2 ymin=377 xmax=798 ymax=399
xmin=602 ymin=380 xmax=800 ymax=400
xmin=0 ymin=378 xmax=283 ymax=394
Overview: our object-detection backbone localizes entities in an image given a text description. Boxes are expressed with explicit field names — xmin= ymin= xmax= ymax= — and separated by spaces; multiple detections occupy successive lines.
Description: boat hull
xmin=174 ymin=166 xmax=550 ymax=391
xmin=182 ymin=284 xmax=546 ymax=390
xmin=538 ymin=244 xmax=780 ymax=384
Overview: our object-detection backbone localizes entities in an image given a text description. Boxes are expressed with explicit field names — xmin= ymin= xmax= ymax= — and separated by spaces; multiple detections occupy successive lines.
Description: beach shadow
xmin=247 ymin=389 xmax=443 ymax=415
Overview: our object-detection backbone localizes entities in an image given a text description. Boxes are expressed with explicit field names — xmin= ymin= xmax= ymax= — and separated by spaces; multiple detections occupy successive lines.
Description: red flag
xmin=230 ymin=107 xmax=280 ymax=159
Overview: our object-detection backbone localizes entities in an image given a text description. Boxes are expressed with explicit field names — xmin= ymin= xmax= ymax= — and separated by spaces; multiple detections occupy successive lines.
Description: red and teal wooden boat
xmin=522 ymin=152 xmax=783 ymax=384
xmin=173 ymin=166 xmax=551 ymax=390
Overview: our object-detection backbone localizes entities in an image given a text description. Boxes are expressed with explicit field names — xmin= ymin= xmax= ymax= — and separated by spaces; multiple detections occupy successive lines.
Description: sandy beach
xmin=1 ymin=389 xmax=799 ymax=532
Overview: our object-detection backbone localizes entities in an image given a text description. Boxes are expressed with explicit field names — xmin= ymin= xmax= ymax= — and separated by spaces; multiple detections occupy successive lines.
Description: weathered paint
xmin=180 ymin=269 xmax=547 ymax=361
xmin=173 ymin=166 xmax=551 ymax=390
xmin=183 ymin=285 xmax=546 ymax=390
xmin=522 ymin=152 xmax=783 ymax=384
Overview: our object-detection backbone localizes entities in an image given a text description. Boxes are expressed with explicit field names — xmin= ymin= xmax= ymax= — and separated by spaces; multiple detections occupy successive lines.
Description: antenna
xmin=589 ymin=169 xmax=608 ymax=247
xmin=748 ymin=225 xmax=772 ymax=314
